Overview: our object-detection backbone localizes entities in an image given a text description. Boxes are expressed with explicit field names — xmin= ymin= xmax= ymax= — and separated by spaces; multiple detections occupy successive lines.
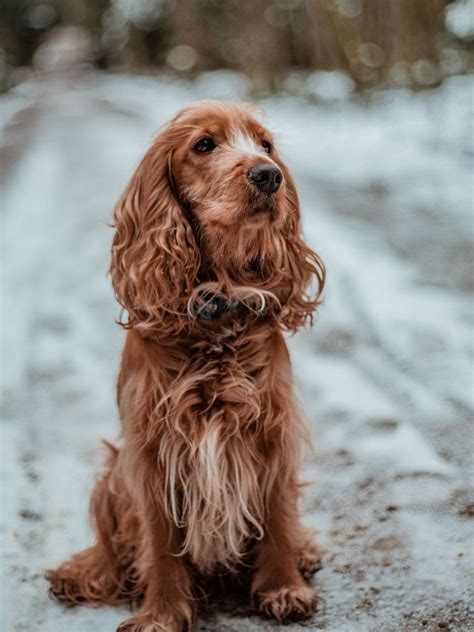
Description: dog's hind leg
xmin=46 ymin=445 xmax=137 ymax=607
xmin=46 ymin=543 xmax=127 ymax=607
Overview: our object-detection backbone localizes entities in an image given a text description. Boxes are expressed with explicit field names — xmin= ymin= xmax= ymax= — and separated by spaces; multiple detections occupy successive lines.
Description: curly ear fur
xmin=210 ymin=173 xmax=325 ymax=332
xmin=110 ymin=137 xmax=201 ymax=336
xmin=278 ymin=177 xmax=325 ymax=331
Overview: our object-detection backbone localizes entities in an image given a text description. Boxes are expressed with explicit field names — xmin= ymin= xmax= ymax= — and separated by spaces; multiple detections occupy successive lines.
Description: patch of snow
xmin=445 ymin=0 xmax=474 ymax=38
xmin=352 ymin=420 xmax=454 ymax=476
xmin=304 ymin=70 xmax=355 ymax=101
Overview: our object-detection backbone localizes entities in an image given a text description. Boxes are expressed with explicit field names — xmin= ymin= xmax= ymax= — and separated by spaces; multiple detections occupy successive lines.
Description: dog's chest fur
xmin=156 ymin=329 xmax=283 ymax=572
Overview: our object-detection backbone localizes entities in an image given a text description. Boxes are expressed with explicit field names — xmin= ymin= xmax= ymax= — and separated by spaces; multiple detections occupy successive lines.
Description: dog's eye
xmin=193 ymin=138 xmax=216 ymax=153
xmin=262 ymin=140 xmax=272 ymax=154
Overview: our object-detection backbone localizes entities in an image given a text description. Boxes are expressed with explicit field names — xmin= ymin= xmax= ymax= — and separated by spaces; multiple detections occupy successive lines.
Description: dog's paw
xmin=256 ymin=584 xmax=318 ymax=622
xmin=46 ymin=571 xmax=85 ymax=608
xmin=297 ymin=540 xmax=324 ymax=579
xmin=117 ymin=613 xmax=184 ymax=632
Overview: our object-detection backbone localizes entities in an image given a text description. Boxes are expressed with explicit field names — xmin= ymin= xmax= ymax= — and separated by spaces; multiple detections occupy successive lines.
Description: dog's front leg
xmin=117 ymin=469 xmax=195 ymax=631
xmin=251 ymin=476 xmax=318 ymax=622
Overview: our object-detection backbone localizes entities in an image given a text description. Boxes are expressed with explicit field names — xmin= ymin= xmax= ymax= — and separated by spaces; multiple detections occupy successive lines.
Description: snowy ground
xmin=1 ymin=70 xmax=473 ymax=632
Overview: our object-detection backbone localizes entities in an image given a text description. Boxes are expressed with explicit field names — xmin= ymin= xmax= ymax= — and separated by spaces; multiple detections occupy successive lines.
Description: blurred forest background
xmin=1 ymin=0 xmax=473 ymax=93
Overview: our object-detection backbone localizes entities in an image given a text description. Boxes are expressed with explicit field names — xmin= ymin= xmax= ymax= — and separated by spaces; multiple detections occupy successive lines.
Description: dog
xmin=46 ymin=101 xmax=325 ymax=631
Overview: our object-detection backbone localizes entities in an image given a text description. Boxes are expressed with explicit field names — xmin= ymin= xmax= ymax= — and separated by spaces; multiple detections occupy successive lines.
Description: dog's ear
xmin=278 ymin=173 xmax=325 ymax=331
xmin=110 ymin=138 xmax=200 ymax=335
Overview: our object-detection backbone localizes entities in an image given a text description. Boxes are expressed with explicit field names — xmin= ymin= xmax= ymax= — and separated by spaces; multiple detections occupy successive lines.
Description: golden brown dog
xmin=46 ymin=101 xmax=325 ymax=631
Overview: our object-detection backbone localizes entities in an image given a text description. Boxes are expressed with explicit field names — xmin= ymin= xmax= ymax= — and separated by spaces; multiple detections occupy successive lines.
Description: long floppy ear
xmin=278 ymin=174 xmax=325 ymax=332
xmin=110 ymin=138 xmax=200 ymax=336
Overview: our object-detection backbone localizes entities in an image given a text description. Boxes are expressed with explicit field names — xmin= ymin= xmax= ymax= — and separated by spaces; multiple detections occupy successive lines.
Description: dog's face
xmin=163 ymin=102 xmax=300 ymax=269
xmin=170 ymin=102 xmax=290 ymax=229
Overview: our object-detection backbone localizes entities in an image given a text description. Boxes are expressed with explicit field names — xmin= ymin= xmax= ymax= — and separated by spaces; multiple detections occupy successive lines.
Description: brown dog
xmin=46 ymin=101 xmax=325 ymax=631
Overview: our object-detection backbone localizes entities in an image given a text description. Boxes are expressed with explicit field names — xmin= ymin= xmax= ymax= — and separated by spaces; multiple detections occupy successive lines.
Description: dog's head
xmin=169 ymin=102 xmax=292 ymax=254
xmin=111 ymin=101 xmax=324 ymax=335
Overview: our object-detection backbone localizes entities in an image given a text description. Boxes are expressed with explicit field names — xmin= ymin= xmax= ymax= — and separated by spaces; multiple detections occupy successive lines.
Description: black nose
xmin=248 ymin=164 xmax=283 ymax=195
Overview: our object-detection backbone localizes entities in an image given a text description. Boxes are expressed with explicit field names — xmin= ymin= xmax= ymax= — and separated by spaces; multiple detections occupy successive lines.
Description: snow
xmin=1 ymin=70 xmax=473 ymax=631
xmin=304 ymin=70 xmax=355 ymax=101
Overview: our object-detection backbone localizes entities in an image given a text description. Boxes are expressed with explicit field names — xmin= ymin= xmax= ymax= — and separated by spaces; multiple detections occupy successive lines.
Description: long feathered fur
xmin=46 ymin=101 xmax=325 ymax=631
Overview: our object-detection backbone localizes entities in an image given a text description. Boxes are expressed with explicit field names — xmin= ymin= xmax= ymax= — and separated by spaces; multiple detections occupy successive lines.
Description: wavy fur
xmin=47 ymin=101 xmax=325 ymax=632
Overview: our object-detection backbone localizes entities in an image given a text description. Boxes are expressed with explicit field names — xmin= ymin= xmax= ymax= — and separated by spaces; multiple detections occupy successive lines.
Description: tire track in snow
xmin=300 ymin=177 xmax=470 ymax=423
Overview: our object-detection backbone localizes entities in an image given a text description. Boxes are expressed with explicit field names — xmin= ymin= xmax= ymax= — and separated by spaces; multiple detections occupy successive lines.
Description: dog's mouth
xmin=242 ymin=183 xmax=279 ymax=218
xmin=246 ymin=202 xmax=279 ymax=223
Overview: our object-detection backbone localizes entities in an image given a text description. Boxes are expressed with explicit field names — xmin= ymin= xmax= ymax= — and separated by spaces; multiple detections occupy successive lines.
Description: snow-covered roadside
xmin=1 ymin=72 xmax=473 ymax=631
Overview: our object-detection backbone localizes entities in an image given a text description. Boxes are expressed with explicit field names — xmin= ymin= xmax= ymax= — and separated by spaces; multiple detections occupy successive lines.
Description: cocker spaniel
xmin=46 ymin=101 xmax=325 ymax=631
